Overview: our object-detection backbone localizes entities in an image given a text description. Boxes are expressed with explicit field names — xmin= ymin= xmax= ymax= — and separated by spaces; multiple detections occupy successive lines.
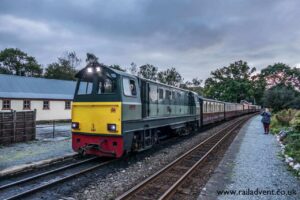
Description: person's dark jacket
xmin=261 ymin=111 xmax=271 ymax=124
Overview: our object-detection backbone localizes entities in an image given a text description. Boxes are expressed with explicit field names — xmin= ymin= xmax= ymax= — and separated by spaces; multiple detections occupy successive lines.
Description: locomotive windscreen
xmin=76 ymin=68 xmax=117 ymax=95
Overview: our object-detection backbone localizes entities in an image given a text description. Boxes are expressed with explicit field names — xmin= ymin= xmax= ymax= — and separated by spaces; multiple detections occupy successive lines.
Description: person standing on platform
xmin=261 ymin=108 xmax=271 ymax=134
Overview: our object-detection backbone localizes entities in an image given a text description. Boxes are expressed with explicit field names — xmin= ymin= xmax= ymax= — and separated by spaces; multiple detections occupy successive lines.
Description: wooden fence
xmin=0 ymin=110 xmax=36 ymax=145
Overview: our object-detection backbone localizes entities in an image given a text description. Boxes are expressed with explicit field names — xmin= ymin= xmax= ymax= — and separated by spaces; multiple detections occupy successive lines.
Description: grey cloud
xmin=0 ymin=0 xmax=300 ymax=80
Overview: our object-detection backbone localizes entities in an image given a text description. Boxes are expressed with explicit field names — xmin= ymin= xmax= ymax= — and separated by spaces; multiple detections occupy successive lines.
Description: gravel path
xmin=69 ymin=118 xmax=242 ymax=200
xmin=199 ymin=116 xmax=300 ymax=200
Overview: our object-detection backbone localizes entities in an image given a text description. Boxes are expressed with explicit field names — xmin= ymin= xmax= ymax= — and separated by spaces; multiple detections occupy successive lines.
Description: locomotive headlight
xmin=96 ymin=67 xmax=101 ymax=72
xmin=72 ymin=122 xmax=80 ymax=129
xmin=87 ymin=67 xmax=93 ymax=73
xmin=107 ymin=124 xmax=117 ymax=132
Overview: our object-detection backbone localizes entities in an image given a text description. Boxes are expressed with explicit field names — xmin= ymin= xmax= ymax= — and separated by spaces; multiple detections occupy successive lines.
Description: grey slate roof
xmin=0 ymin=74 xmax=76 ymax=100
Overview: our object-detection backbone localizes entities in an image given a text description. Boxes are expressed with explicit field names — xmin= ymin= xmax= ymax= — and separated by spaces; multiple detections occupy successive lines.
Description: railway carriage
xmin=201 ymin=98 xmax=225 ymax=125
xmin=71 ymin=63 xmax=260 ymax=158
xmin=237 ymin=103 xmax=244 ymax=116
xmin=243 ymin=102 xmax=250 ymax=114
xmin=224 ymin=102 xmax=237 ymax=119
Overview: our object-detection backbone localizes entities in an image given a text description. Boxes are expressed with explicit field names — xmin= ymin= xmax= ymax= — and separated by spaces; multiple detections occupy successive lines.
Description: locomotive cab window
xmin=123 ymin=77 xmax=137 ymax=96
xmin=97 ymin=78 xmax=115 ymax=94
xmin=76 ymin=69 xmax=117 ymax=95
xmin=77 ymin=80 xmax=93 ymax=95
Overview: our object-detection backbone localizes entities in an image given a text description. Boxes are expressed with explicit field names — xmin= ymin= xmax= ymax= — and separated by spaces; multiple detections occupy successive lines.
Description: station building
xmin=0 ymin=74 xmax=76 ymax=121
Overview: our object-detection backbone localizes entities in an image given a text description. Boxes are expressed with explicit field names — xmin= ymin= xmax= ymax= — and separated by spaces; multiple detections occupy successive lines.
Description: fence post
xmin=0 ymin=112 xmax=3 ymax=144
xmin=13 ymin=110 xmax=16 ymax=142
xmin=53 ymin=120 xmax=55 ymax=138
xmin=24 ymin=111 xmax=26 ymax=141
xmin=33 ymin=109 xmax=36 ymax=140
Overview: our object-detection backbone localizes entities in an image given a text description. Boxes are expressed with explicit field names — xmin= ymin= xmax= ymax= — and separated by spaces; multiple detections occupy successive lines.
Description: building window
xmin=65 ymin=101 xmax=71 ymax=110
xmin=23 ymin=100 xmax=31 ymax=110
xmin=2 ymin=99 xmax=11 ymax=110
xmin=43 ymin=100 xmax=50 ymax=110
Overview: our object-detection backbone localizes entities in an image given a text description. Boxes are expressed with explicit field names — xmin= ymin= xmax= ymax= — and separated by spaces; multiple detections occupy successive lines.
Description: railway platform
xmin=0 ymin=137 xmax=74 ymax=177
xmin=198 ymin=115 xmax=300 ymax=200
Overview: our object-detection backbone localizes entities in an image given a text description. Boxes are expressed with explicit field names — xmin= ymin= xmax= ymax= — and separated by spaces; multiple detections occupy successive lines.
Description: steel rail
xmin=159 ymin=118 xmax=247 ymax=200
xmin=0 ymin=157 xmax=97 ymax=190
xmin=116 ymin=116 xmax=249 ymax=200
xmin=3 ymin=159 xmax=117 ymax=200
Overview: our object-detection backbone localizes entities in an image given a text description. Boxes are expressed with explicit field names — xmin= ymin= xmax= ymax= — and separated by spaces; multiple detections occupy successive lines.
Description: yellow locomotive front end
xmin=72 ymin=102 xmax=122 ymax=135
xmin=71 ymin=64 xmax=125 ymax=157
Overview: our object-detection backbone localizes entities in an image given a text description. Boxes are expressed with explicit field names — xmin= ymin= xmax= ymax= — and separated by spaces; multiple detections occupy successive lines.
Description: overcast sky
xmin=1 ymin=0 xmax=300 ymax=80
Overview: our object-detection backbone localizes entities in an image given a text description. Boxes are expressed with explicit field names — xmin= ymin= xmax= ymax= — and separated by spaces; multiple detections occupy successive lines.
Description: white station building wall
xmin=0 ymin=99 xmax=72 ymax=121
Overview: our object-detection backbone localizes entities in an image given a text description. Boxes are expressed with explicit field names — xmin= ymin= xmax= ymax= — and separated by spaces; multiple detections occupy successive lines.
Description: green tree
xmin=109 ymin=64 xmax=126 ymax=72
xmin=138 ymin=64 xmax=158 ymax=80
xmin=250 ymin=75 xmax=267 ymax=105
xmin=44 ymin=51 xmax=80 ymax=80
xmin=129 ymin=62 xmax=137 ymax=75
xmin=181 ymin=78 xmax=203 ymax=95
xmin=260 ymin=63 xmax=300 ymax=90
xmin=263 ymin=84 xmax=299 ymax=112
xmin=0 ymin=48 xmax=42 ymax=77
xmin=157 ymin=67 xmax=183 ymax=86
xmin=66 ymin=51 xmax=81 ymax=69
xmin=203 ymin=60 xmax=257 ymax=103
xmin=86 ymin=53 xmax=99 ymax=65
xmin=0 ymin=66 xmax=12 ymax=74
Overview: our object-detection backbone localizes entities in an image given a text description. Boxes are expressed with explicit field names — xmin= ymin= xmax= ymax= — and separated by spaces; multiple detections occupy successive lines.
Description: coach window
xmin=2 ymin=99 xmax=11 ymax=110
xmin=123 ymin=77 xmax=137 ymax=96
xmin=23 ymin=100 xmax=31 ymax=110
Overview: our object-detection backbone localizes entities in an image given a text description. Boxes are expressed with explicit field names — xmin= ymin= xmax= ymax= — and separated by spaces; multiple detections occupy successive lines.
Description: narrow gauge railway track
xmin=116 ymin=115 xmax=252 ymax=200
xmin=0 ymin=157 xmax=116 ymax=200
